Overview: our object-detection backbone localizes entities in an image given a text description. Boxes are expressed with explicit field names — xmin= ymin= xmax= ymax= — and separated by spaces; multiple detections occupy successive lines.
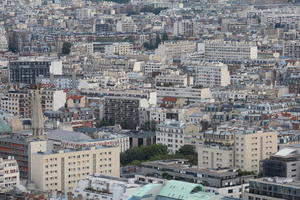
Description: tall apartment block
xmin=197 ymin=129 xmax=278 ymax=173
xmin=284 ymin=40 xmax=300 ymax=59
xmin=104 ymin=96 xmax=141 ymax=130
xmin=9 ymin=60 xmax=62 ymax=85
xmin=0 ymin=156 xmax=20 ymax=193
xmin=30 ymin=146 xmax=120 ymax=193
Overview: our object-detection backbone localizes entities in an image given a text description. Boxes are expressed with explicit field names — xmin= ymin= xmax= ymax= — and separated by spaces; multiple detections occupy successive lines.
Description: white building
xmin=154 ymin=41 xmax=197 ymax=63
xmin=0 ymin=156 xmax=20 ymax=193
xmin=0 ymin=26 xmax=8 ymax=52
xmin=156 ymin=121 xmax=200 ymax=153
xmin=183 ymin=60 xmax=231 ymax=87
xmin=143 ymin=61 xmax=166 ymax=75
xmin=105 ymin=42 xmax=134 ymax=56
xmin=156 ymin=86 xmax=212 ymax=104
xmin=116 ymin=18 xmax=137 ymax=33
xmin=201 ymin=40 xmax=258 ymax=61
xmin=73 ymin=174 xmax=142 ymax=200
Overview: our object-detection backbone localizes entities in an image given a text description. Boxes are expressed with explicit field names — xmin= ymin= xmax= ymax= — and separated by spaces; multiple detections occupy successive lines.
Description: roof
xmin=275 ymin=148 xmax=298 ymax=157
xmin=0 ymin=120 xmax=12 ymax=133
xmin=157 ymin=180 xmax=204 ymax=200
xmin=47 ymin=129 xmax=92 ymax=142
xmin=67 ymin=95 xmax=84 ymax=100
xmin=128 ymin=180 xmax=220 ymax=200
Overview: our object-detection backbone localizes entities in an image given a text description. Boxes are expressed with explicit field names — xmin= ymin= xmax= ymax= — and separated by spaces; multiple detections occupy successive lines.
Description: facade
xmin=183 ymin=60 xmax=231 ymax=87
xmin=154 ymin=41 xmax=197 ymax=63
xmin=284 ymin=41 xmax=300 ymax=59
xmin=105 ymin=42 xmax=134 ymax=56
xmin=156 ymin=86 xmax=212 ymax=104
xmin=73 ymin=174 xmax=142 ymax=200
xmin=260 ymin=147 xmax=300 ymax=180
xmin=201 ymin=40 xmax=258 ymax=61
xmin=244 ymin=177 xmax=300 ymax=200
xmin=156 ymin=121 xmax=200 ymax=153
xmin=136 ymin=160 xmax=251 ymax=199
xmin=0 ymin=26 xmax=8 ymax=52
xmin=9 ymin=60 xmax=63 ymax=85
xmin=196 ymin=130 xmax=278 ymax=173
xmin=30 ymin=146 xmax=120 ymax=193
xmin=198 ymin=144 xmax=234 ymax=169
xmin=143 ymin=61 xmax=165 ymax=76
xmin=104 ymin=96 xmax=142 ymax=130
xmin=0 ymin=156 xmax=20 ymax=193
xmin=0 ymin=89 xmax=66 ymax=118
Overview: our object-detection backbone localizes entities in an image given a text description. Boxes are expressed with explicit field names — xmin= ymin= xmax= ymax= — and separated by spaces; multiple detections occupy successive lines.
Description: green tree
xmin=176 ymin=145 xmax=196 ymax=155
xmin=162 ymin=32 xmax=169 ymax=41
xmin=62 ymin=42 xmax=71 ymax=55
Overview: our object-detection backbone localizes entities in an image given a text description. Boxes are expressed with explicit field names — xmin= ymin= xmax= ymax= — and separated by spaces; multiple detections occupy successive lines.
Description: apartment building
xmin=173 ymin=20 xmax=196 ymax=37
xmin=182 ymin=60 xmax=231 ymax=87
xmin=156 ymin=121 xmax=200 ymax=153
xmin=198 ymin=144 xmax=234 ymax=169
xmin=9 ymin=60 xmax=63 ymax=85
xmin=0 ymin=26 xmax=8 ymax=52
xmin=156 ymin=86 xmax=212 ymax=105
xmin=154 ymin=40 xmax=197 ymax=63
xmin=143 ymin=61 xmax=166 ymax=76
xmin=30 ymin=146 xmax=120 ymax=193
xmin=284 ymin=40 xmax=300 ymax=59
xmin=105 ymin=42 xmax=134 ymax=56
xmin=201 ymin=40 xmax=258 ymax=61
xmin=116 ymin=19 xmax=137 ymax=33
xmin=155 ymin=72 xmax=193 ymax=87
xmin=0 ymin=156 xmax=20 ymax=193
xmin=0 ymin=89 xmax=66 ymax=118
xmin=104 ymin=96 xmax=142 ymax=130
xmin=197 ymin=129 xmax=278 ymax=173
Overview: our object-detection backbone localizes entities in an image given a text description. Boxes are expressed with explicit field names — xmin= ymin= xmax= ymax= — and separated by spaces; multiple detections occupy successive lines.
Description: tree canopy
xmin=61 ymin=42 xmax=71 ymax=55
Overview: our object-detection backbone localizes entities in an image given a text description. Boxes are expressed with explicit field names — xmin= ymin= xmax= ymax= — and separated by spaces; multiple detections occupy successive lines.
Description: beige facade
xmin=198 ymin=145 xmax=234 ymax=169
xmin=0 ymin=156 xmax=19 ymax=193
xmin=30 ymin=146 xmax=120 ymax=193
xmin=196 ymin=130 xmax=278 ymax=173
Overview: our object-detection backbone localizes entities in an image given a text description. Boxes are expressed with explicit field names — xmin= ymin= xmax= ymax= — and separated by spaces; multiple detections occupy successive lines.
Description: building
xmin=197 ymin=129 xmax=278 ymax=173
xmin=198 ymin=144 xmax=234 ymax=169
xmin=201 ymin=40 xmax=258 ymax=61
xmin=30 ymin=145 xmax=120 ymax=193
xmin=0 ymin=89 xmax=66 ymax=118
xmin=284 ymin=41 xmax=300 ymax=59
xmin=182 ymin=60 xmax=231 ymax=87
xmin=156 ymin=121 xmax=200 ymax=153
xmin=104 ymin=96 xmax=146 ymax=130
xmin=173 ymin=20 xmax=196 ymax=37
xmin=128 ymin=179 xmax=235 ymax=200
xmin=73 ymin=174 xmax=142 ymax=200
xmin=244 ymin=177 xmax=300 ymax=200
xmin=0 ymin=156 xmax=20 ymax=193
xmin=143 ymin=61 xmax=166 ymax=76
xmin=9 ymin=60 xmax=63 ymax=85
xmin=260 ymin=147 xmax=300 ymax=180
xmin=154 ymin=41 xmax=197 ymax=63
xmin=105 ymin=42 xmax=134 ymax=56
xmin=156 ymin=86 xmax=212 ymax=105
xmin=0 ymin=89 xmax=49 ymax=179
xmin=0 ymin=26 xmax=8 ymax=52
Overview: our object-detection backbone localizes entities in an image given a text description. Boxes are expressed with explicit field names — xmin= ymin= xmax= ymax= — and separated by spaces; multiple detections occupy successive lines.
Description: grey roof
xmin=47 ymin=129 xmax=92 ymax=142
